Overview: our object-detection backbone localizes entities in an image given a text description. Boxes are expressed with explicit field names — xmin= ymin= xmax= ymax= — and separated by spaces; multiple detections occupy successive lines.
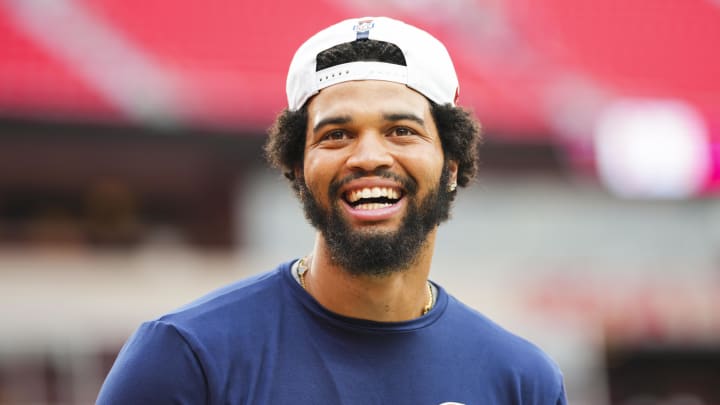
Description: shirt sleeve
xmin=555 ymin=382 xmax=568 ymax=405
xmin=97 ymin=320 xmax=208 ymax=405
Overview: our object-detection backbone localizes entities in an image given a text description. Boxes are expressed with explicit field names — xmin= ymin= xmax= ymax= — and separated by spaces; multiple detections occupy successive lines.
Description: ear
xmin=290 ymin=165 xmax=307 ymax=200
xmin=448 ymin=159 xmax=458 ymax=186
xmin=293 ymin=165 xmax=303 ymax=181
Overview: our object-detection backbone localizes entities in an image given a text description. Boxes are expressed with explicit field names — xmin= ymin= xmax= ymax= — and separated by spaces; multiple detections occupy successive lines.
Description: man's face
xmin=298 ymin=80 xmax=458 ymax=276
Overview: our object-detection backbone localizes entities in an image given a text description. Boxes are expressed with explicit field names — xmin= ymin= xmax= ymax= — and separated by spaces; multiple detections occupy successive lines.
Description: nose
xmin=346 ymin=133 xmax=394 ymax=172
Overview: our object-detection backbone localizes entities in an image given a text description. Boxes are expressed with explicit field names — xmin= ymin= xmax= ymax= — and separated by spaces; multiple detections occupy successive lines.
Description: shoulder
xmin=133 ymin=261 xmax=300 ymax=353
xmin=442 ymin=295 xmax=553 ymax=358
xmin=97 ymin=319 xmax=208 ymax=403
xmin=160 ymin=261 xmax=293 ymax=327
xmin=98 ymin=261 xmax=300 ymax=403
xmin=441 ymin=294 xmax=566 ymax=401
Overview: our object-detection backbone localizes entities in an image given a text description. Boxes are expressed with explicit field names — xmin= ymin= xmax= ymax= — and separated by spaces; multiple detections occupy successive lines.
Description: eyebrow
xmin=312 ymin=115 xmax=351 ymax=134
xmin=383 ymin=113 xmax=425 ymax=127
xmin=311 ymin=112 xmax=426 ymax=134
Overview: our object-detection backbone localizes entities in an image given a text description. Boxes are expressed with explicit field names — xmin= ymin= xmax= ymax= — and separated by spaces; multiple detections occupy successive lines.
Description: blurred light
xmin=593 ymin=99 xmax=710 ymax=199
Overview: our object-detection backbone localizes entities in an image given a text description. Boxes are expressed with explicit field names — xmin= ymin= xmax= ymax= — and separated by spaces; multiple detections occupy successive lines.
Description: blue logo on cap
xmin=353 ymin=19 xmax=375 ymax=33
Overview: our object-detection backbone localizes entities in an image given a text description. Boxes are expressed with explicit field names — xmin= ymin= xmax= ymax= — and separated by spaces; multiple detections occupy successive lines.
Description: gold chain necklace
xmin=296 ymin=256 xmax=434 ymax=316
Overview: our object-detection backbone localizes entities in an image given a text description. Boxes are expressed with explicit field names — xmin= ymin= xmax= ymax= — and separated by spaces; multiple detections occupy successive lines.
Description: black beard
xmin=297 ymin=165 xmax=454 ymax=277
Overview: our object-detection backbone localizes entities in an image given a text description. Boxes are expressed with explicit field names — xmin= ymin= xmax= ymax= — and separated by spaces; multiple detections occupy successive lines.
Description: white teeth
xmin=346 ymin=187 xmax=401 ymax=203
xmin=356 ymin=202 xmax=392 ymax=210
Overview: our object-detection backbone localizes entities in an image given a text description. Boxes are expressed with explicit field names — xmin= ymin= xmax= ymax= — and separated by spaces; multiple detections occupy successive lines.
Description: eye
xmin=321 ymin=129 xmax=349 ymax=141
xmin=389 ymin=126 xmax=416 ymax=137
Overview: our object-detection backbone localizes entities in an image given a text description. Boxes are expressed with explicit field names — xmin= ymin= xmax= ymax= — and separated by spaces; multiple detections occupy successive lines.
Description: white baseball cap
xmin=286 ymin=16 xmax=459 ymax=111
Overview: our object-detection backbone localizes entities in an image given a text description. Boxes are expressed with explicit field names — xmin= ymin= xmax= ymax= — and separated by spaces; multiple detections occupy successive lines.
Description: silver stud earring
xmin=448 ymin=182 xmax=457 ymax=192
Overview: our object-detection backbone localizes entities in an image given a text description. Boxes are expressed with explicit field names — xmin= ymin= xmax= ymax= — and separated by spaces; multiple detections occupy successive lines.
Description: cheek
xmin=404 ymin=148 xmax=445 ymax=185
xmin=303 ymin=154 xmax=323 ymax=183
xmin=303 ymin=154 xmax=334 ymax=199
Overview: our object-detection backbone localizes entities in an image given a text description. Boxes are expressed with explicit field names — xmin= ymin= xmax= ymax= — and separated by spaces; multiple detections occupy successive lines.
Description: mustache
xmin=328 ymin=168 xmax=418 ymax=198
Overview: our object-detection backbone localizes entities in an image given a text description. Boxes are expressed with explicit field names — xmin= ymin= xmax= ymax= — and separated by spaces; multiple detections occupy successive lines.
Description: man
xmin=98 ymin=16 xmax=567 ymax=404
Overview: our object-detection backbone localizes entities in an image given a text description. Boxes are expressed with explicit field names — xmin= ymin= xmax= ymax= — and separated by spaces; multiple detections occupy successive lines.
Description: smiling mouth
xmin=343 ymin=187 xmax=404 ymax=210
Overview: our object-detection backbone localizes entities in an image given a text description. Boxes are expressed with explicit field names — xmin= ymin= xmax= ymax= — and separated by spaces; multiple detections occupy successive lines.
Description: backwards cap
xmin=286 ymin=16 xmax=459 ymax=111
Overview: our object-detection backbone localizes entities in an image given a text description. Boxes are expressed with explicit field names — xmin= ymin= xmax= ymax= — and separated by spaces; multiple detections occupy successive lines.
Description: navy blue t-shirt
xmin=98 ymin=260 xmax=566 ymax=404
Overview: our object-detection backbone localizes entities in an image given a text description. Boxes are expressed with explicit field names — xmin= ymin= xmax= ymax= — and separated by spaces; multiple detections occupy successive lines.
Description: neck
xmin=301 ymin=230 xmax=437 ymax=322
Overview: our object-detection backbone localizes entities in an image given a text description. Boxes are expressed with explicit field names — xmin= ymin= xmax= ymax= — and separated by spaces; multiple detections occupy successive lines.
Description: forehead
xmin=306 ymin=80 xmax=434 ymax=124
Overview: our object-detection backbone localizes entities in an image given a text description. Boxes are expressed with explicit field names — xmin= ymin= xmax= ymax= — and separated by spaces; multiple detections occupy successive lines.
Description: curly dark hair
xmin=265 ymin=40 xmax=481 ymax=188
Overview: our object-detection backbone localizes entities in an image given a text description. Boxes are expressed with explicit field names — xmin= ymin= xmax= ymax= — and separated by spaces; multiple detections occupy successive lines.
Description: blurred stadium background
xmin=1 ymin=0 xmax=719 ymax=404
